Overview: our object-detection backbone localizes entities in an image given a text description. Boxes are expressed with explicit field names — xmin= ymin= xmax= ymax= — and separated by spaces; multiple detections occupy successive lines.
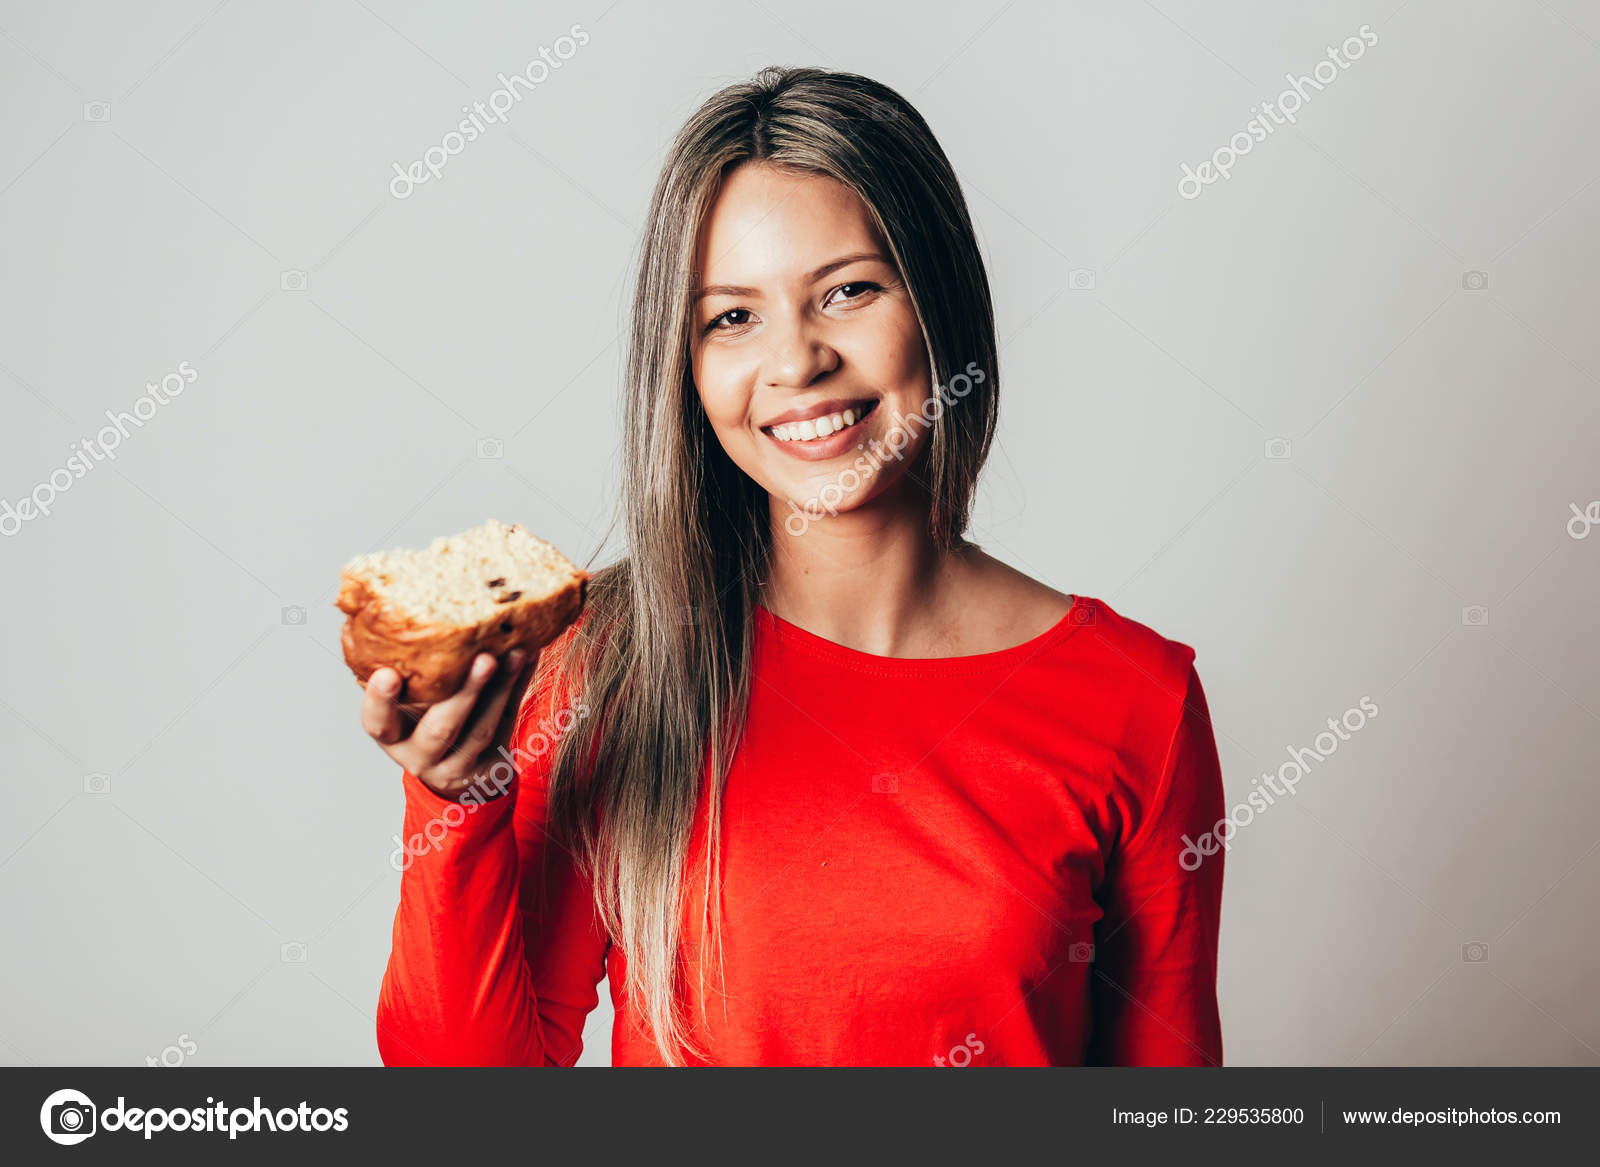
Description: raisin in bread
xmin=336 ymin=519 xmax=586 ymax=703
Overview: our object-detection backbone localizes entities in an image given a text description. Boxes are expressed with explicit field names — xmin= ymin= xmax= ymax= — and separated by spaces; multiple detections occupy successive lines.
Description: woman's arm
xmin=375 ymin=657 xmax=610 ymax=1067
xmin=1086 ymin=661 xmax=1226 ymax=1066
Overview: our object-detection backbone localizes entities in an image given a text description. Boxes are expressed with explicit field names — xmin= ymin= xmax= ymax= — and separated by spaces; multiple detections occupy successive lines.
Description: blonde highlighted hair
xmin=540 ymin=65 xmax=999 ymax=1064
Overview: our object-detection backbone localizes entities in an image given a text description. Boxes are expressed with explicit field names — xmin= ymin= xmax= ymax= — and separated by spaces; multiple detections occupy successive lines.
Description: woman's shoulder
xmin=956 ymin=550 xmax=1076 ymax=652
xmin=1062 ymin=594 xmax=1204 ymax=772
xmin=1073 ymin=595 xmax=1197 ymax=678
xmin=966 ymin=550 xmax=1197 ymax=696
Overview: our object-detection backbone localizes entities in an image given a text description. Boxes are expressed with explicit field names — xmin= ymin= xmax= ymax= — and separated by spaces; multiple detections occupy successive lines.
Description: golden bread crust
xmin=336 ymin=559 xmax=586 ymax=704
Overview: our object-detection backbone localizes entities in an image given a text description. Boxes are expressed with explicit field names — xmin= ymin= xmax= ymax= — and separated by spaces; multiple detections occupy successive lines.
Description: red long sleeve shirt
xmin=376 ymin=594 xmax=1225 ymax=1067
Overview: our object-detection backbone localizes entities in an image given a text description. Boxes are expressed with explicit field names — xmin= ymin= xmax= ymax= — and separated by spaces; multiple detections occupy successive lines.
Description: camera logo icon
xmin=1462 ymin=941 xmax=1489 ymax=963
xmin=84 ymin=772 xmax=111 ymax=795
xmin=82 ymin=102 xmax=111 ymax=123
xmin=281 ymin=941 xmax=308 ymax=963
xmin=1461 ymin=605 xmax=1489 ymax=627
xmin=281 ymin=605 xmax=306 ymax=626
xmin=476 ymin=437 xmax=504 ymax=460
xmin=1069 ymin=941 xmax=1095 ymax=962
xmin=1068 ymin=268 xmax=1096 ymax=291
xmin=40 ymin=1088 xmax=97 ymax=1145
xmin=280 ymin=270 xmax=308 ymax=292
xmin=1461 ymin=270 xmax=1488 ymax=291
xmin=1264 ymin=437 xmax=1292 ymax=460
xmin=870 ymin=772 xmax=898 ymax=794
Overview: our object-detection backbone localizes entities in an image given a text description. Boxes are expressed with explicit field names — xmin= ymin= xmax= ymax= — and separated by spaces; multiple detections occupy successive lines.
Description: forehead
xmin=694 ymin=164 xmax=883 ymax=280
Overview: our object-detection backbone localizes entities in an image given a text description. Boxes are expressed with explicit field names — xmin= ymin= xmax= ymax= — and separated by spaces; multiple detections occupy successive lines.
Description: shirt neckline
xmin=754 ymin=595 xmax=1091 ymax=677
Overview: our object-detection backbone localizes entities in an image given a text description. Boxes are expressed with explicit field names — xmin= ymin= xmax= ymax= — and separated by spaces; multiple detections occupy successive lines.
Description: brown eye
xmin=829 ymin=281 xmax=881 ymax=305
xmin=707 ymin=308 xmax=752 ymax=333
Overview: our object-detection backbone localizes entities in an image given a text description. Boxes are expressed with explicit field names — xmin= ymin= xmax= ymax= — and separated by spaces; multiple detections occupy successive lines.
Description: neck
xmin=759 ymin=475 xmax=971 ymax=657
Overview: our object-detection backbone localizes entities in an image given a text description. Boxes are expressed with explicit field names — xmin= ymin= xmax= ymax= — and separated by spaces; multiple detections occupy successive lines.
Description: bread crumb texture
xmin=340 ymin=519 xmax=578 ymax=623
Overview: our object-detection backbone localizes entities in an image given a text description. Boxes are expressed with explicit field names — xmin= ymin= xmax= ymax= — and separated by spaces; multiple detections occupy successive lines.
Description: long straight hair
xmin=540 ymin=65 xmax=1000 ymax=1065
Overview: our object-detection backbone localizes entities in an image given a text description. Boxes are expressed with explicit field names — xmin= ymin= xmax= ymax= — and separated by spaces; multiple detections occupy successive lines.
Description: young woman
xmin=364 ymin=66 xmax=1225 ymax=1067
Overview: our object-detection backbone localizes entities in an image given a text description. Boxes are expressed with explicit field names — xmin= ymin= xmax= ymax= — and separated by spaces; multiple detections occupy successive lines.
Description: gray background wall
xmin=2 ymin=0 xmax=1597 ymax=1067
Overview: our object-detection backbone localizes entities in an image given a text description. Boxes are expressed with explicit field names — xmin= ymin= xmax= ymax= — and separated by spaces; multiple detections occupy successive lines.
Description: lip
xmin=758 ymin=396 xmax=878 ymax=429
xmin=760 ymin=398 xmax=880 ymax=462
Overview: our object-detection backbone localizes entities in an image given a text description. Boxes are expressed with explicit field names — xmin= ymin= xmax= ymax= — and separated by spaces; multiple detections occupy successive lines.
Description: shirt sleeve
xmin=1086 ymin=659 xmax=1225 ymax=1066
xmin=375 ymin=648 xmax=611 ymax=1067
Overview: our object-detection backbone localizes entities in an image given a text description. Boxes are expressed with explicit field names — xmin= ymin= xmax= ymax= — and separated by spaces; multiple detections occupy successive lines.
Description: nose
xmin=760 ymin=311 xmax=839 ymax=390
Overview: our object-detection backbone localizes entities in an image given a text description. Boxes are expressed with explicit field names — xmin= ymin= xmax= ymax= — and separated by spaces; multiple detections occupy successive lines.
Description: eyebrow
xmin=693 ymin=252 xmax=890 ymax=302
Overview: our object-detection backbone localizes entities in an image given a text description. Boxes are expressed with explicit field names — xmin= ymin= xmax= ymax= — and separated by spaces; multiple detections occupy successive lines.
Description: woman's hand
xmin=360 ymin=649 xmax=541 ymax=798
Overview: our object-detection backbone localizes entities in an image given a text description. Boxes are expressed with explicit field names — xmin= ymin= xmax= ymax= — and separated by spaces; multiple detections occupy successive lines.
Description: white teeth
xmin=769 ymin=406 xmax=869 ymax=443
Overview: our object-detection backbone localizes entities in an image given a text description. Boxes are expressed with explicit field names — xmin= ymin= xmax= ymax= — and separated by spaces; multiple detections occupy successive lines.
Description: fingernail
xmin=473 ymin=655 xmax=495 ymax=679
xmin=374 ymin=672 xmax=396 ymax=695
xmin=509 ymin=650 xmax=526 ymax=668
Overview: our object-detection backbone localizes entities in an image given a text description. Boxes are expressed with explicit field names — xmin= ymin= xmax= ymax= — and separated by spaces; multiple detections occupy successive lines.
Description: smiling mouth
xmin=761 ymin=399 xmax=879 ymax=443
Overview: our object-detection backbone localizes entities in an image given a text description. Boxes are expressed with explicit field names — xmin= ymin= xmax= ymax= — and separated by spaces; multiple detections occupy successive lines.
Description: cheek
xmin=880 ymin=345 xmax=932 ymax=416
xmin=858 ymin=309 xmax=930 ymax=396
xmin=694 ymin=351 xmax=761 ymax=443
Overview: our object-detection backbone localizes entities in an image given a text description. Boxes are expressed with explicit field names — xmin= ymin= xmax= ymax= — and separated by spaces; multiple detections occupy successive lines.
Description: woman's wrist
xmin=405 ymin=765 xmax=517 ymax=807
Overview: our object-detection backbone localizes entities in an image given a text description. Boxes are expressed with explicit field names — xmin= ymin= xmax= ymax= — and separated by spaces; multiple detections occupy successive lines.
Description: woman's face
xmin=689 ymin=163 xmax=933 ymax=522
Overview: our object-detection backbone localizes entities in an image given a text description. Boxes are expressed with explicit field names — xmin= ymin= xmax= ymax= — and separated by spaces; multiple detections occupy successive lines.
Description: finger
xmin=361 ymin=668 xmax=406 ymax=745
xmin=451 ymin=649 xmax=534 ymax=767
xmin=405 ymin=653 xmax=499 ymax=767
xmin=491 ymin=648 xmax=543 ymax=756
xmin=499 ymin=649 xmax=540 ymax=735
